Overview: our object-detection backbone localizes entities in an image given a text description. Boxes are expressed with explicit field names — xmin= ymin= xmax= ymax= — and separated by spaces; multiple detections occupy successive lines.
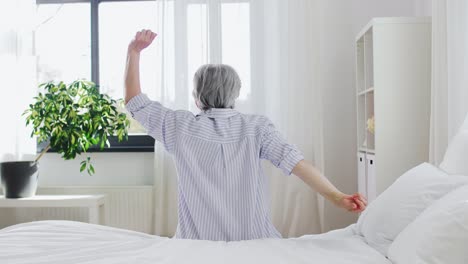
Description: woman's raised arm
xmin=125 ymin=29 xmax=157 ymax=103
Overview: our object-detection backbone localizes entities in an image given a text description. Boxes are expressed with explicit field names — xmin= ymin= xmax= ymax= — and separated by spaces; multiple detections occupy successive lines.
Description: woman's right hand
xmin=128 ymin=29 xmax=157 ymax=54
xmin=334 ymin=193 xmax=367 ymax=213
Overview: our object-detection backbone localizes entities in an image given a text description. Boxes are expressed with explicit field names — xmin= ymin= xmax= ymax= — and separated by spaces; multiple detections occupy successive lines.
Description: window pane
xmin=99 ymin=1 xmax=158 ymax=134
xmin=99 ymin=1 xmax=158 ymax=101
xmin=35 ymin=3 xmax=91 ymax=84
xmin=187 ymin=3 xmax=208 ymax=112
xmin=221 ymin=2 xmax=251 ymax=100
xmin=156 ymin=1 xmax=175 ymax=103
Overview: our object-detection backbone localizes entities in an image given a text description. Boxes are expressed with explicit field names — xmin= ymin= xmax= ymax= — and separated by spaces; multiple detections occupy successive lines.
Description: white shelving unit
xmin=355 ymin=17 xmax=431 ymax=202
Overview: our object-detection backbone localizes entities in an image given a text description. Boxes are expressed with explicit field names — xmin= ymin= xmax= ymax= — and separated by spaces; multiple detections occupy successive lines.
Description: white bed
xmin=2 ymin=162 xmax=468 ymax=264
xmin=0 ymin=220 xmax=388 ymax=264
xmin=2 ymin=120 xmax=468 ymax=264
xmin=1 ymin=165 xmax=468 ymax=264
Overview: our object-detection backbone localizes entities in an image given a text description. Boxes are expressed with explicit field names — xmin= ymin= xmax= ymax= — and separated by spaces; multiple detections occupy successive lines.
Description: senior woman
xmin=125 ymin=30 xmax=367 ymax=241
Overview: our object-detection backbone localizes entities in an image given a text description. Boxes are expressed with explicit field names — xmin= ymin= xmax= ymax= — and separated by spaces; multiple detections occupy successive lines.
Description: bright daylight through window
xmin=34 ymin=0 xmax=251 ymax=150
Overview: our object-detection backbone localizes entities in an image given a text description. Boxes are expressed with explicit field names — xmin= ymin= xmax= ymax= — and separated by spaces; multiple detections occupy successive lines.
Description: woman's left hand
xmin=334 ymin=193 xmax=367 ymax=213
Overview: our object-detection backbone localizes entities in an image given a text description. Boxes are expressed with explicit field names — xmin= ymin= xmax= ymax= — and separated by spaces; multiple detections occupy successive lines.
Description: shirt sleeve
xmin=260 ymin=119 xmax=304 ymax=175
xmin=125 ymin=93 xmax=176 ymax=152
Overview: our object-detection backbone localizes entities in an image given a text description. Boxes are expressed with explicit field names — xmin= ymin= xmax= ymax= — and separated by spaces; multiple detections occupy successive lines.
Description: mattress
xmin=0 ymin=221 xmax=390 ymax=264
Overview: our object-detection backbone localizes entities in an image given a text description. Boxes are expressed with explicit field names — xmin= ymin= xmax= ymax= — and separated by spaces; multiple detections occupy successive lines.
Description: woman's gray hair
xmin=192 ymin=64 xmax=241 ymax=110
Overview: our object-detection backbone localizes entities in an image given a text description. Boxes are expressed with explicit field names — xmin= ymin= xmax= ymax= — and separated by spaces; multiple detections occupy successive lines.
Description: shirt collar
xmin=197 ymin=108 xmax=240 ymax=118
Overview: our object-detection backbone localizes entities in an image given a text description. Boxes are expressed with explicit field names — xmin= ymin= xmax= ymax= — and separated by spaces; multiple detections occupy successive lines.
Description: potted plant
xmin=0 ymin=80 xmax=129 ymax=198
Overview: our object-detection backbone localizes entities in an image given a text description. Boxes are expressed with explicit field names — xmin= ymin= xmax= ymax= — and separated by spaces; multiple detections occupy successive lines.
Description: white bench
xmin=0 ymin=195 xmax=106 ymax=224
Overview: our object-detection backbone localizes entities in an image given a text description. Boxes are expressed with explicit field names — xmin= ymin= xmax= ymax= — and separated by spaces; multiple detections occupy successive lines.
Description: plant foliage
xmin=24 ymin=80 xmax=130 ymax=175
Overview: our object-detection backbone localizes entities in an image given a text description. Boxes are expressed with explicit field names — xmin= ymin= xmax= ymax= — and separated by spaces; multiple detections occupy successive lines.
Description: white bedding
xmin=0 ymin=221 xmax=389 ymax=264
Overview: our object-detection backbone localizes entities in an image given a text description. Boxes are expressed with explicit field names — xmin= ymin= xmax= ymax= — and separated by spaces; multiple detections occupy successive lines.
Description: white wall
xmin=320 ymin=0 xmax=431 ymax=231
xmin=39 ymin=153 xmax=154 ymax=186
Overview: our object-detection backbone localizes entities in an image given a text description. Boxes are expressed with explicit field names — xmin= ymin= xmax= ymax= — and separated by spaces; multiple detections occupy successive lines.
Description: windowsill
xmin=37 ymin=135 xmax=155 ymax=153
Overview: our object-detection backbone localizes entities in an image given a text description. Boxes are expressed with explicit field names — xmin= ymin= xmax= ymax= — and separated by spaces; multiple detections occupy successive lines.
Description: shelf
xmin=357 ymin=87 xmax=374 ymax=96
xmin=355 ymin=17 xmax=431 ymax=203
xmin=355 ymin=17 xmax=432 ymax=41
xmin=359 ymin=147 xmax=375 ymax=154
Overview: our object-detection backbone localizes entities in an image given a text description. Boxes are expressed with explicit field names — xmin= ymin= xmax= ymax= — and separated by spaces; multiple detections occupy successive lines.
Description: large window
xmin=35 ymin=0 xmax=252 ymax=152
xmin=36 ymin=3 xmax=91 ymax=84
xmin=36 ymin=0 xmax=159 ymax=151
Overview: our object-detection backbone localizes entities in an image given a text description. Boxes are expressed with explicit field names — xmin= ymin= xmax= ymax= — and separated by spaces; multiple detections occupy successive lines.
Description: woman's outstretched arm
xmin=124 ymin=30 xmax=178 ymax=152
xmin=292 ymin=160 xmax=367 ymax=213
xmin=125 ymin=29 xmax=157 ymax=104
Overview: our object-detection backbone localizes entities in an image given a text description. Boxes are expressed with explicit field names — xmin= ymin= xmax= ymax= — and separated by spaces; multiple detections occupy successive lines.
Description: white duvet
xmin=0 ymin=221 xmax=389 ymax=264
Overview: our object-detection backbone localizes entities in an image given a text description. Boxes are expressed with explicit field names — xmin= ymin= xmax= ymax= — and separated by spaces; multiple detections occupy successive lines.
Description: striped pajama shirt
xmin=126 ymin=93 xmax=304 ymax=241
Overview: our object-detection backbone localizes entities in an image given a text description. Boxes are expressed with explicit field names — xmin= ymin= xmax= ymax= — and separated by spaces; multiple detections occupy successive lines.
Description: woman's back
xmin=126 ymin=95 xmax=303 ymax=240
xmin=125 ymin=30 xmax=366 ymax=241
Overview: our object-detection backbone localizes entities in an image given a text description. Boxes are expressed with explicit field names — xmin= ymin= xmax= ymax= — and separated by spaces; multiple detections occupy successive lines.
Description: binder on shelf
xmin=366 ymin=154 xmax=376 ymax=203
xmin=357 ymin=152 xmax=367 ymax=196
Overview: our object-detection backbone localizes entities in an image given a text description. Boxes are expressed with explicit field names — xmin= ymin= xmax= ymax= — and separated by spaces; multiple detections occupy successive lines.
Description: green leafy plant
xmin=24 ymin=80 xmax=130 ymax=175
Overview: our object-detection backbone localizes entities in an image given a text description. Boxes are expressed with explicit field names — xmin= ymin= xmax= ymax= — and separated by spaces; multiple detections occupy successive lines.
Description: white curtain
xmin=150 ymin=0 xmax=325 ymax=237
xmin=430 ymin=0 xmax=468 ymax=165
xmin=0 ymin=0 xmax=36 ymax=163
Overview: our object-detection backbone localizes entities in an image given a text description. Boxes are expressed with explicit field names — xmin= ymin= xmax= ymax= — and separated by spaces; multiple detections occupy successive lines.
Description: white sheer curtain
xmin=430 ymin=0 xmax=468 ymax=165
xmin=151 ymin=0 xmax=325 ymax=237
xmin=0 ymin=0 xmax=36 ymax=163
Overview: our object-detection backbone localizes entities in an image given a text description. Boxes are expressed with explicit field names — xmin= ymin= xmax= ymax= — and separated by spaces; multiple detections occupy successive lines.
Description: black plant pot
xmin=0 ymin=161 xmax=39 ymax=198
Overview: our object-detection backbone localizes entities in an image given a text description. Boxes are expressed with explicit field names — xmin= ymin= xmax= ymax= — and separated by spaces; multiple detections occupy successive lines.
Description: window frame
xmin=35 ymin=0 xmax=252 ymax=154
xmin=36 ymin=0 xmax=156 ymax=153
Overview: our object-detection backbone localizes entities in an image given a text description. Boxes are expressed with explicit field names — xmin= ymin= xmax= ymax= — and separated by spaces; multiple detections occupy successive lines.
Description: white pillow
xmin=440 ymin=129 xmax=468 ymax=175
xmin=356 ymin=163 xmax=468 ymax=255
xmin=388 ymin=185 xmax=468 ymax=264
